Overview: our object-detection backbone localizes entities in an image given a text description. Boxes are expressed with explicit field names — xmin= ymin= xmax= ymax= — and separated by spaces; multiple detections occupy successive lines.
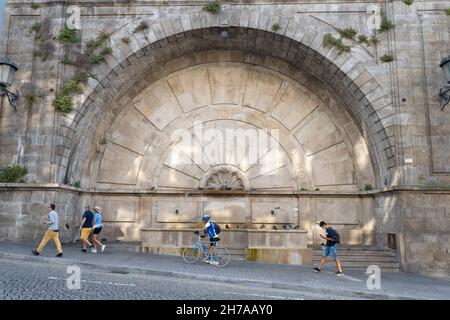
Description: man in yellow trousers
xmin=32 ymin=203 xmax=63 ymax=257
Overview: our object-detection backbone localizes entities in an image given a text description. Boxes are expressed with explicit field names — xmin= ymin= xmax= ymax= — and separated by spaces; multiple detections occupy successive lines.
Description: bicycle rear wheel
xmin=182 ymin=246 xmax=201 ymax=264
xmin=212 ymin=246 xmax=230 ymax=267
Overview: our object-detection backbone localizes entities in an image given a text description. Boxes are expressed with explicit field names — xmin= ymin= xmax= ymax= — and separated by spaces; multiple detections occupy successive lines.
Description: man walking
xmin=79 ymin=205 xmax=94 ymax=253
xmin=90 ymin=206 xmax=106 ymax=253
xmin=313 ymin=221 xmax=344 ymax=276
xmin=32 ymin=203 xmax=63 ymax=257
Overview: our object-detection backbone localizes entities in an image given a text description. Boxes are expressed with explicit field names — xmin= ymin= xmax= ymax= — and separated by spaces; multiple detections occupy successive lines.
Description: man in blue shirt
xmin=90 ymin=206 xmax=106 ymax=253
xmin=199 ymin=215 xmax=220 ymax=265
xmin=313 ymin=221 xmax=344 ymax=276
xmin=79 ymin=205 xmax=94 ymax=253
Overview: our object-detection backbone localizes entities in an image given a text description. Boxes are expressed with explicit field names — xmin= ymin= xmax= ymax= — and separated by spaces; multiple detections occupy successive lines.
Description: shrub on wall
xmin=132 ymin=21 xmax=149 ymax=33
xmin=379 ymin=11 xmax=394 ymax=33
xmin=380 ymin=53 xmax=395 ymax=63
xmin=53 ymin=80 xmax=84 ymax=113
xmin=203 ymin=1 xmax=221 ymax=15
xmin=338 ymin=27 xmax=357 ymax=40
xmin=0 ymin=165 xmax=28 ymax=183
xmin=58 ymin=26 xmax=80 ymax=44
xmin=271 ymin=23 xmax=281 ymax=32
xmin=323 ymin=33 xmax=352 ymax=55
xmin=53 ymin=94 xmax=74 ymax=113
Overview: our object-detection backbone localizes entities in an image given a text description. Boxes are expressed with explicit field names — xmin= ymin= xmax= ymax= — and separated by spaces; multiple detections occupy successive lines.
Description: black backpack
xmin=333 ymin=230 xmax=341 ymax=244
xmin=213 ymin=223 xmax=221 ymax=234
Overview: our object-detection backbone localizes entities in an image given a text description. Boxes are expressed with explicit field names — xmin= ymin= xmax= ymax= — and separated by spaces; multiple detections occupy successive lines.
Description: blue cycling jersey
xmin=204 ymin=222 xmax=217 ymax=238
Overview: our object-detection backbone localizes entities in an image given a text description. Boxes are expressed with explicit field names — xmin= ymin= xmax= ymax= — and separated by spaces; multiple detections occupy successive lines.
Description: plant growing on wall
xmin=58 ymin=26 xmax=80 ymax=44
xmin=31 ymin=3 xmax=40 ymax=9
xmin=323 ymin=33 xmax=352 ymax=55
xmin=99 ymin=137 xmax=107 ymax=145
xmin=24 ymin=94 xmax=37 ymax=108
xmin=271 ymin=23 xmax=281 ymax=32
xmin=29 ymin=23 xmax=42 ymax=34
xmin=363 ymin=184 xmax=373 ymax=191
xmin=357 ymin=35 xmax=370 ymax=45
xmin=369 ymin=36 xmax=379 ymax=45
xmin=53 ymin=94 xmax=74 ymax=113
xmin=53 ymin=80 xmax=84 ymax=113
xmin=121 ymin=37 xmax=131 ymax=44
xmin=0 ymin=165 xmax=28 ymax=183
xmin=132 ymin=21 xmax=149 ymax=33
xmin=32 ymin=18 xmax=54 ymax=61
xmin=20 ymin=82 xmax=45 ymax=109
xmin=445 ymin=8 xmax=450 ymax=15
xmin=338 ymin=27 xmax=357 ymax=40
xmin=380 ymin=53 xmax=395 ymax=63
xmin=61 ymin=55 xmax=75 ymax=65
xmin=84 ymin=32 xmax=112 ymax=64
xmin=379 ymin=10 xmax=394 ymax=33
xmin=403 ymin=0 xmax=414 ymax=5
xmin=203 ymin=0 xmax=221 ymax=15
xmin=62 ymin=80 xmax=84 ymax=95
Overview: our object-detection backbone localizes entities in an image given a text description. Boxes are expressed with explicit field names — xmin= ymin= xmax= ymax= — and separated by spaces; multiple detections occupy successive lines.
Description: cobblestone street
xmin=0 ymin=258 xmax=346 ymax=300
xmin=0 ymin=242 xmax=448 ymax=300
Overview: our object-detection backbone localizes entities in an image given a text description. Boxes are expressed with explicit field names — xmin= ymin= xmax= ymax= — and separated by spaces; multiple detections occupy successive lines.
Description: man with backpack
xmin=199 ymin=215 xmax=221 ymax=266
xmin=313 ymin=221 xmax=344 ymax=276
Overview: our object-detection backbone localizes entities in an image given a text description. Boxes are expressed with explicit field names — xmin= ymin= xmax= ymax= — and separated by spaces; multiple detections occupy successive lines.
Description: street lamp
xmin=0 ymin=58 xmax=19 ymax=112
xmin=439 ymin=55 xmax=450 ymax=111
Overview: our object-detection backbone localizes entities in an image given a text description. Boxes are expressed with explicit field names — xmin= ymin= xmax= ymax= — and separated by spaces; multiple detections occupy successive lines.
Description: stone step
xmin=311 ymin=248 xmax=396 ymax=256
xmin=313 ymin=259 xmax=399 ymax=267
xmin=311 ymin=245 xmax=399 ymax=271
xmin=312 ymin=251 xmax=396 ymax=258
xmin=313 ymin=256 xmax=397 ymax=263
xmin=313 ymin=261 xmax=400 ymax=271
xmin=310 ymin=245 xmax=394 ymax=251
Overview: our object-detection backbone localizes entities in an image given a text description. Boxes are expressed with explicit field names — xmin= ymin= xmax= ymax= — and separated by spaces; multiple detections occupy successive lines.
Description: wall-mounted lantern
xmin=439 ymin=56 xmax=450 ymax=110
xmin=0 ymin=58 xmax=19 ymax=112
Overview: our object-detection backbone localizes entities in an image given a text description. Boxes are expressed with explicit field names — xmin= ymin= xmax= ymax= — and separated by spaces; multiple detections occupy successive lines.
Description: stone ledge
xmin=2 ymin=184 xmax=450 ymax=195
xmin=245 ymin=248 xmax=312 ymax=265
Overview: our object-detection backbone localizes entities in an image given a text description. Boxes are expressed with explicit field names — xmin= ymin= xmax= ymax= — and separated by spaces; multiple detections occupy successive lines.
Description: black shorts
xmin=209 ymin=237 xmax=220 ymax=245
xmin=93 ymin=227 xmax=102 ymax=235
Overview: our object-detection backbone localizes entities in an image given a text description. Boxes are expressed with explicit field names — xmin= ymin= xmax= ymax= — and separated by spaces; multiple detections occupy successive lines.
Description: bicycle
xmin=182 ymin=231 xmax=231 ymax=267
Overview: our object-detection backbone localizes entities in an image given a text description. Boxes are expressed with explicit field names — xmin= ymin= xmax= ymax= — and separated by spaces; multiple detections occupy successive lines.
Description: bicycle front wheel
xmin=182 ymin=246 xmax=201 ymax=264
xmin=212 ymin=246 xmax=231 ymax=267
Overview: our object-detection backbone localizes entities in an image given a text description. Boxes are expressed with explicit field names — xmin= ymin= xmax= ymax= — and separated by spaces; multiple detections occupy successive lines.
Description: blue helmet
xmin=201 ymin=215 xmax=210 ymax=221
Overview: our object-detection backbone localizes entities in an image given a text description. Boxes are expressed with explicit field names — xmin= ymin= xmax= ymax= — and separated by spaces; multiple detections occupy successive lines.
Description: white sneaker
xmin=101 ymin=245 xmax=106 ymax=253
xmin=91 ymin=248 xmax=97 ymax=253
xmin=210 ymin=261 xmax=219 ymax=266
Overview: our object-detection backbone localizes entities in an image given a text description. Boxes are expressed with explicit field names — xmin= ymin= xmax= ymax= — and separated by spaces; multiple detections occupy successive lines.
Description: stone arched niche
xmin=63 ymin=25 xmax=396 ymax=190
xmin=86 ymin=58 xmax=375 ymax=192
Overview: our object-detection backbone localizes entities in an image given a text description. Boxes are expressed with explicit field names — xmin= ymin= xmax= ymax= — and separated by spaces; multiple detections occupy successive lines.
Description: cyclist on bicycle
xmin=198 ymin=215 xmax=220 ymax=265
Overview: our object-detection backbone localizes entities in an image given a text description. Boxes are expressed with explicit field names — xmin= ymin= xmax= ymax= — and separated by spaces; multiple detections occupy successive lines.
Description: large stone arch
xmin=84 ymin=59 xmax=375 ymax=192
xmin=58 ymin=13 xmax=396 ymax=189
